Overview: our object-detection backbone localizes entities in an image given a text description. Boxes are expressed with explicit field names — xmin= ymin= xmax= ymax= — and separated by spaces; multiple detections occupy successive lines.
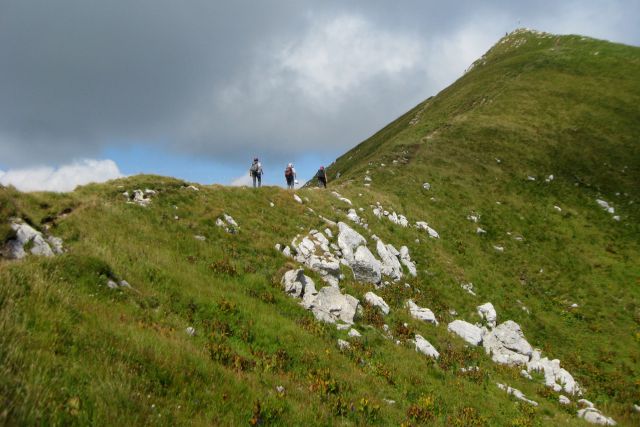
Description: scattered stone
xmin=276 ymin=385 xmax=285 ymax=394
xmin=461 ymin=282 xmax=476 ymax=296
xmin=281 ymin=269 xmax=316 ymax=302
xmin=383 ymin=398 xmax=396 ymax=405
xmin=337 ymin=339 xmax=351 ymax=350
xmin=185 ymin=185 xmax=199 ymax=191
xmin=346 ymin=208 xmax=362 ymax=224
xmin=294 ymin=194 xmax=303 ymax=204
xmin=578 ymin=399 xmax=595 ymax=409
xmin=633 ymin=404 xmax=640 ymax=413
xmin=596 ymin=199 xmax=614 ymax=214
xmin=493 ymin=245 xmax=504 ymax=252
xmin=415 ymin=221 xmax=439 ymax=238
xmin=521 ymin=369 xmax=533 ymax=380
xmin=545 ymin=174 xmax=554 ymax=182
xmin=194 ymin=235 xmax=206 ymax=241
xmin=364 ymin=176 xmax=372 ymax=182
xmin=336 ymin=323 xmax=350 ymax=331
xmin=554 ymin=205 xmax=562 ymax=212
xmin=185 ymin=327 xmax=196 ymax=336
xmin=483 ymin=321 xmax=533 ymax=366
xmin=364 ymin=292 xmax=390 ymax=315
xmin=559 ymin=395 xmax=571 ymax=405
xmin=331 ymin=191 xmax=352 ymax=205
xmin=477 ymin=227 xmax=487 ymax=234
xmin=348 ymin=328 xmax=362 ymax=338
xmin=447 ymin=320 xmax=483 ymax=345
xmin=130 ymin=189 xmax=152 ymax=206
xmin=274 ymin=243 xmax=281 ymax=251
xmin=577 ymin=408 xmax=617 ymax=425
xmin=467 ymin=214 xmax=479 ymax=223
xmin=269 ymin=202 xmax=275 ymax=207
xmin=527 ymin=176 xmax=537 ymax=181
xmin=497 ymin=383 xmax=538 ymax=406
xmin=337 ymin=222 xmax=367 ymax=262
xmin=406 ymin=300 xmax=438 ymax=325
xmin=477 ymin=302 xmax=497 ymax=328
xmin=376 ymin=240 xmax=403 ymax=281
xmin=414 ymin=334 xmax=439 ymax=359
xmin=399 ymin=246 xmax=417 ymax=277
xmin=422 ymin=182 xmax=431 ymax=190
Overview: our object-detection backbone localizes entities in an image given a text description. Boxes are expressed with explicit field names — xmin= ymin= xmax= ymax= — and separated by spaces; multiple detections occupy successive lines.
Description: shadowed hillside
xmin=1 ymin=30 xmax=639 ymax=426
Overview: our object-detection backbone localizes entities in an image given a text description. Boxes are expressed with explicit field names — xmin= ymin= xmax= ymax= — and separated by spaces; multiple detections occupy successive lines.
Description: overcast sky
xmin=1 ymin=0 xmax=638 ymax=190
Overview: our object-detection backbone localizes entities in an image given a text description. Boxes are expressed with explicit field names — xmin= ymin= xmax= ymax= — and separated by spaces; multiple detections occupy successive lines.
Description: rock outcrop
xmin=483 ymin=320 xmax=532 ymax=365
xmin=2 ymin=220 xmax=63 ymax=259
xmin=448 ymin=320 xmax=483 ymax=346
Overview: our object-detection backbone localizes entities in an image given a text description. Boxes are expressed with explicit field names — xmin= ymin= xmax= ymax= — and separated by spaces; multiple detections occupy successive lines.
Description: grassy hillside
xmin=1 ymin=30 xmax=639 ymax=426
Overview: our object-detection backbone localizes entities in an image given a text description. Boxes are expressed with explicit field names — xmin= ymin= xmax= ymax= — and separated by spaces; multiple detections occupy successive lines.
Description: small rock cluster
xmin=596 ymin=199 xmax=620 ymax=221
xmin=277 ymin=222 xmax=417 ymax=287
xmin=372 ymin=203 xmax=409 ymax=227
xmin=281 ymin=269 xmax=359 ymax=327
xmin=123 ymin=189 xmax=156 ymax=207
xmin=2 ymin=220 xmax=64 ymax=259
xmin=216 ymin=214 xmax=239 ymax=233
xmin=577 ymin=400 xmax=617 ymax=426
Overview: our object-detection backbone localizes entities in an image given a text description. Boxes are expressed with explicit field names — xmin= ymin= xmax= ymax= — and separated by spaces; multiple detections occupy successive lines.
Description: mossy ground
xmin=1 ymin=30 xmax=639 ymax=425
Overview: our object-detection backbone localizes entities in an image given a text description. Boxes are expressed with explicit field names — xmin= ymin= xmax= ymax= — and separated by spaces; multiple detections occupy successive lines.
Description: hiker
xmin=316 ymin=166 xmax=327 ymax=188
xmin=284 ymin=163 xmax=297 ymax=189
xmin=249 ymin=157 xmax=263 ymax=188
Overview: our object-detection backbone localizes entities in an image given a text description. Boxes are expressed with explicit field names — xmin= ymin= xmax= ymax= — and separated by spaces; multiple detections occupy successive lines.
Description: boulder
xmin=483 ymin=320 xmax=532 ymax=366
xmin=577 ymin=408 xmax=617 ymax=425
xmin=364 ymin=291 xmax=390 ymax=315
xmin=376 ymin=240 xmax=402 ymax=281
xmin=337 ymin=222 xmax=366 ymax=262
xmin=477 ymin=302 xmax=497 ymax=328
xmin=406 ymin=300 xmax=438 ymax=325
xmin=2 ymin=221 xmax=57 ymax=259
xmin=347 ymin=209 xmax=361 ymax=224
xmin=281 ymin=269 xmax=308 ymax=298
xmin=351 ymin=246 xmax=382 ymax=284
xmin=307 ymin=286 xmax=359 ymax=325
xmin=414 ymin=334 xmax=439 ymax=359
xmin=447 ymin=320 xmax=483 ymax=346
xmin=559 ymin=395 xmax=571 ymax=405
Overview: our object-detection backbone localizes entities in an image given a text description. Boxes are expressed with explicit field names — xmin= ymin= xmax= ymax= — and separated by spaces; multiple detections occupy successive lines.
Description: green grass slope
xmin=1 ymin=30 xmax=639 ymax=426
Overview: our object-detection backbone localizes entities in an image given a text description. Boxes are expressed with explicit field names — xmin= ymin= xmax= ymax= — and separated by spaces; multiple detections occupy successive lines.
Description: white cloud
xmin=229 ymin=173 xmax=253 ymax=187
xmin=0 ymin=159 xmax=122 ymax=192
xmin=277 ymin=14 xmax=426 ymax=108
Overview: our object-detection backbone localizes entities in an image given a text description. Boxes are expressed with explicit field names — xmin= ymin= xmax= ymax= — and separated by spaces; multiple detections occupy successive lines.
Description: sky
xmin=1 ymin=0 xmax=639 ymax=191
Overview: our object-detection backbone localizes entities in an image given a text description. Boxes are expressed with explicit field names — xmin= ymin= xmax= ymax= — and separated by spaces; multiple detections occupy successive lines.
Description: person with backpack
xmin=284 ymin=163 xmax=297 ymax=189
xmin=316 ymin=166 xmax=327 ymax=188
xmin=249 ymin=157 xmax=263 ymax=188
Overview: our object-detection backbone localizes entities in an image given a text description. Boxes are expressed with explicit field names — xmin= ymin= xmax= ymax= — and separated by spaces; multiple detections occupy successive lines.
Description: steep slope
xmin=1 ymin=30 xmax=639 ymax=426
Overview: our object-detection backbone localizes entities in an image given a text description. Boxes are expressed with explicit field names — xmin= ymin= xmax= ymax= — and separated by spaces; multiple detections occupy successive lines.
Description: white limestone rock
xmin=497 ymin=383 xmax=538 ymax=406
xmin=477 ymin=302 xmax=497 ymax=328
xmin=577 ymin=408 xmax=617 ymax=425
xmin=414 ymin=334 xmax=439 ymax=359
xmin=415 ymin=221 xmax=439 ymax=239
xmin=2 ymin=221 xmax=59 ymax=259
xmin=364 ymin=291 xmax=390 ymax=315
xmin=194 ymin=235 xmax=206 ymax=241
xmin=483 ymin=320 xmax=532 ymax=366
xmin=559 ymin=395 xmax=571 ymax=405
xmin=185 ymin=327 xmax=196 ymax=336
xmin=337 ymin=222 xmax=366 ymax=262
xmin=447 ymin=320 xmax=483 ymax=346
xmin=307 ymin=286 xmax=359 ymax=325
xmin=348 ymin=328 xmax=362 ymax=338
xmin=399 ymin=246 xmax=417 ymax=277
xmin=406 ymin=300 xmax=438 ymax=325
xmin=346 ymin=209 xmax=361 ymax=224
xmin=527 ymin=352 xmax=581 ymax=395
xmin=337 ymin=339 xmax=351 ymax=350
xmin=351 ymin=246 xmax=382 ymax=284
xmin=422 ymin=182 xmax=431 ymax=190
xmin=293 ymin=194 xmax=303 ymax=204
xmin=376 ymin=240 xmax=403 ymax=281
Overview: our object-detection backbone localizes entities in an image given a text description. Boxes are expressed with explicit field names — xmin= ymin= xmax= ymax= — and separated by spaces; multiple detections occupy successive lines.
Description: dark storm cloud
xmin=0 ymin=0 xmax=638 ymax=167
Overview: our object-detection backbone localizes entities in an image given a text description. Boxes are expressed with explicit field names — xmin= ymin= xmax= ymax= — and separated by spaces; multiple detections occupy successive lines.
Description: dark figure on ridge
xmin=249 ymin=157 xmax=263 ymax=188
xmin=316 ymin=166 xmax=327 ymax=188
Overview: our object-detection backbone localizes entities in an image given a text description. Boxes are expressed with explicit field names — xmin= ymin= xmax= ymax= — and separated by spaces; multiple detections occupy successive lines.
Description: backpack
xmin=316 ymin=169 xmax=325 ymax=179
xmin=285 ymin=166 xmax=293 ymax=177
xmin=250 ymin=162 xmax=260 ymax=173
